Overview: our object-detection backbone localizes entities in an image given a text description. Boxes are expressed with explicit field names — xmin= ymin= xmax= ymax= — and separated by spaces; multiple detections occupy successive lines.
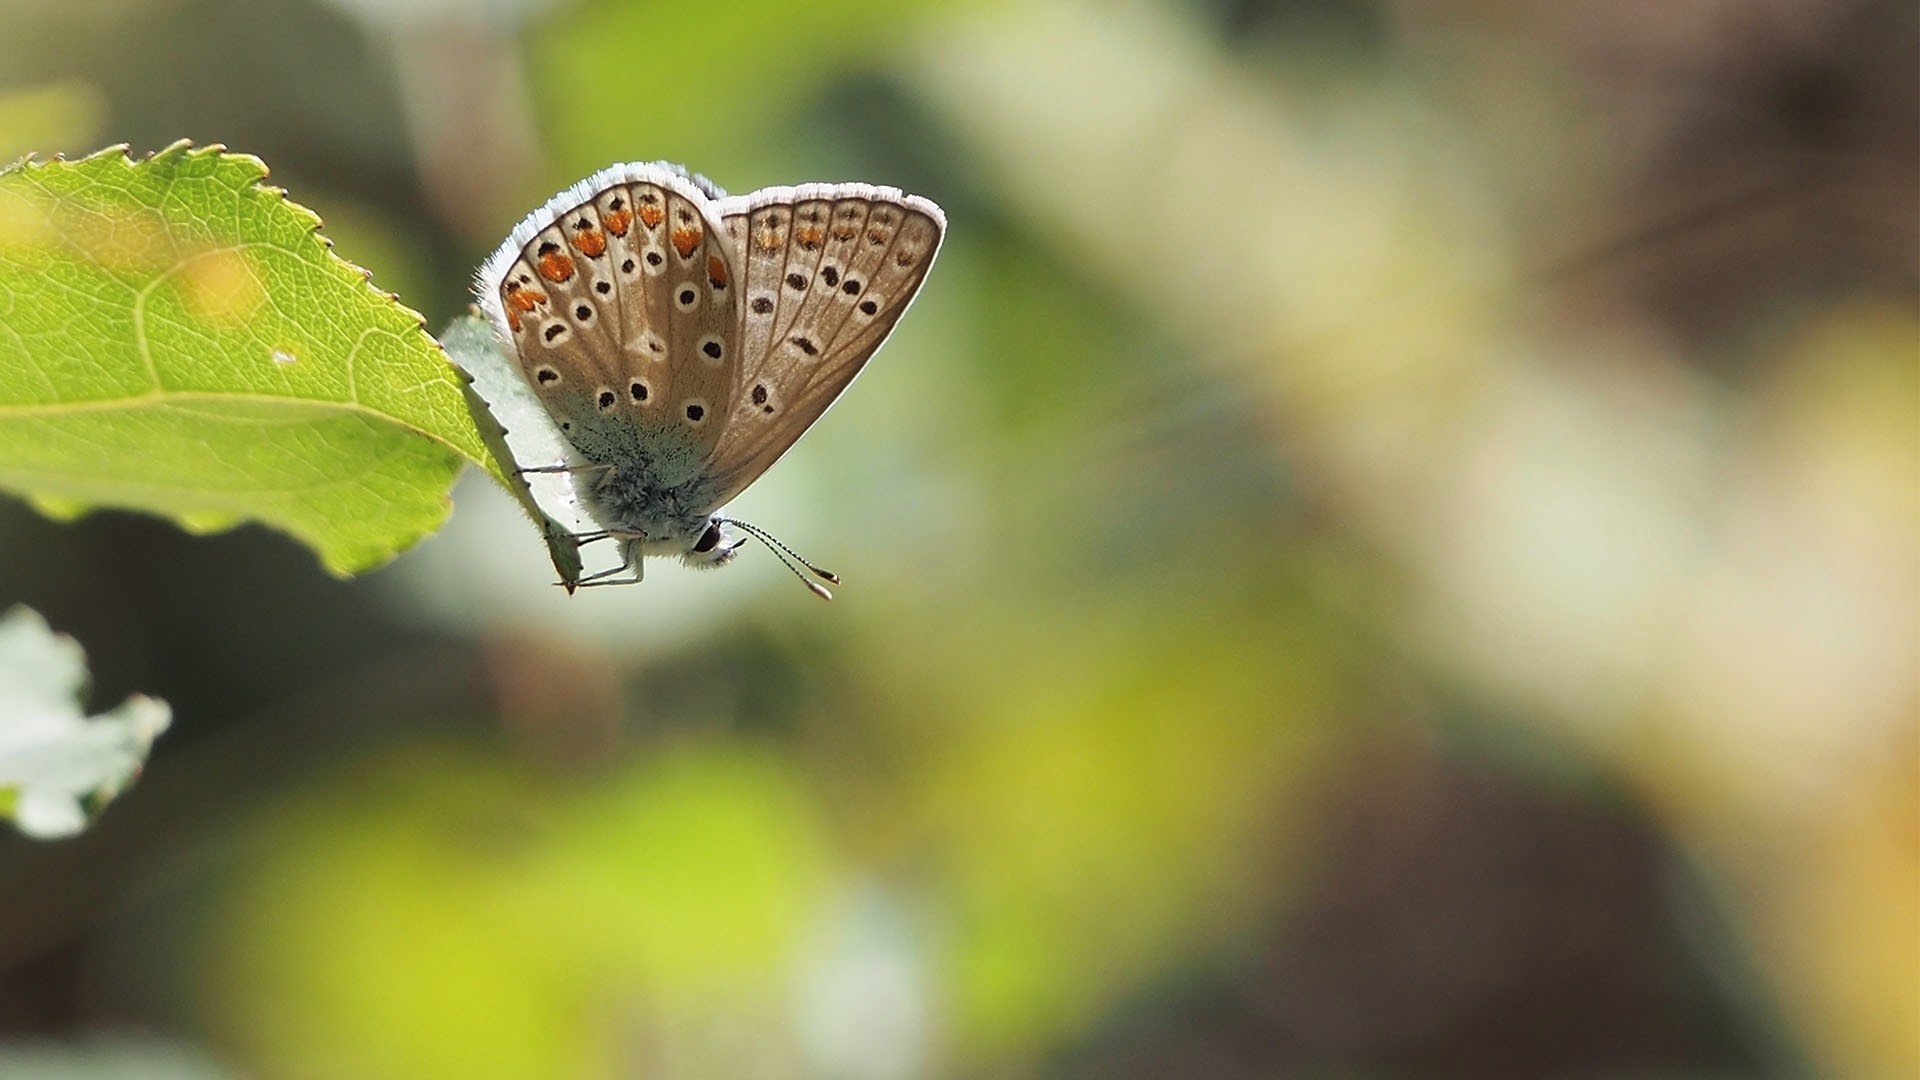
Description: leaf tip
xmin=72 ymin=142 xmax=131 ymax=166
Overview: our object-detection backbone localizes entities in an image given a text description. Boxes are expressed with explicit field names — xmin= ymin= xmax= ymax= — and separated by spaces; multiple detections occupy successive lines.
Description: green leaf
xmin=0 ymin=605 xmax=170 ymax=839
xmin=0 ymin=142 xmax=497 ymax=575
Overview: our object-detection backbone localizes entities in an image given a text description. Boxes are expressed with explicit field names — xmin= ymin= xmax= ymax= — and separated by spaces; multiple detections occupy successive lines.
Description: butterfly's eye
xmin=691 ymin=522 xmax=724 ymax=554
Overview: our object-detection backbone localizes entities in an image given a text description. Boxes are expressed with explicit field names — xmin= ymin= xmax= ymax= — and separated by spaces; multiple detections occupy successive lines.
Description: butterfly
xmin=475 ymin=162 xmax=945 ymax=598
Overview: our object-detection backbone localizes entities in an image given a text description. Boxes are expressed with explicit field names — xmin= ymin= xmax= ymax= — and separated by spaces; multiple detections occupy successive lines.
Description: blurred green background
xmin=0 ymin=0 xmax=1914 ymax=1077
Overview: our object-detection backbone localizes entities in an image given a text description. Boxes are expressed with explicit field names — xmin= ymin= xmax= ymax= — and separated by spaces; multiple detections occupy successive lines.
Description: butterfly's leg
xmin=573 ymin=567 xmax=643 ymax=586
xmin=568 ymin=537 xmax=644 ymax=586
xmin=573 ymin=560 xmax=644 ymax=586
xmin=572 ymin=528 xmax=645 ymax=548
xmin=516 ymin=462 xmax=615 ymax=478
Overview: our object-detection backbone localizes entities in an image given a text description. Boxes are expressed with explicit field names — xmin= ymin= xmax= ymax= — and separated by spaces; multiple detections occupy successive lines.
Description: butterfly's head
xmin=681 ymin=519 xmax=746 ymax=569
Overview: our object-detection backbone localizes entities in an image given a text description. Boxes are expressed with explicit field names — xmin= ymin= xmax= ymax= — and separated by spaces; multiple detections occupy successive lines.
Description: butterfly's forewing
xmin=704 ymin=184 xmax=945 ymax=506
xmin=478 ymin=163 xmax=740 ymax=487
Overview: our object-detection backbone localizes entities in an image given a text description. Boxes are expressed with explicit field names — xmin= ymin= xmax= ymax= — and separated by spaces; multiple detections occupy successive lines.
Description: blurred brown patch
xmin=1063 ymin=740 xmax=1770 ymax=1078
xmin=1501 ymin=0 xmax=1916 ymax=347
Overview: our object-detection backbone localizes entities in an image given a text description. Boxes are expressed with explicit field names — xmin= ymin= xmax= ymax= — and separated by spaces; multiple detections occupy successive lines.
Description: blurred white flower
xmin=0 ymin=606 xmax=170 ymax=839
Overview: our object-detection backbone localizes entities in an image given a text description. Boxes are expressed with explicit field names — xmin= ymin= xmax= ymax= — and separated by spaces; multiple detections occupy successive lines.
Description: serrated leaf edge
xmin=0 ymin=140 xmax=493 ymax=472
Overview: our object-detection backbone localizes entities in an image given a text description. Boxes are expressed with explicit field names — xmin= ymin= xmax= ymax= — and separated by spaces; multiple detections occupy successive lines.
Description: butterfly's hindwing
xmin=483 ymin=166 xmax=741 ymax=486
xmin=702 ymin=186 xmax=945 ymax=505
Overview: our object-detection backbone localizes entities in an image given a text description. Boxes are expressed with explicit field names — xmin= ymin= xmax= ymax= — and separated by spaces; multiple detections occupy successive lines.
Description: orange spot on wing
xmin=706 ymin=254 xmax=729 ymax=288
xmin=504 ymin=284 xmax=545 ymax=313
xmin=831 ymin=225 xmax=857 ymax=241
xmin=866 ymin=228 xmax=889 ymax=246
xmin=796 ymin=225 xmax=824 ymax=250
xmin=602 ymin=208 xmax=632 ymax=236
xmin=671 ymin=226 xmax=702 ymax=259
xmin=755 ymin=228 xmax=785 ymax=253
xmin=638 ymin=204 xmax=665 ymax=228
xmin=571 ymin=228 xmax=607 ymax=257
xmin=538 ymin=251 xmax=576 ymax=282
xmin=506 ymin=309 xmax=522 ymax=332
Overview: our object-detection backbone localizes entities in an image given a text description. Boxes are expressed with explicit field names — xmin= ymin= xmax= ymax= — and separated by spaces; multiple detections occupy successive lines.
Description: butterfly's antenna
xmin=719 ymin=518 xmax=839 ymax=600
xmin=722 ymin=519 xmax=840 ymax=584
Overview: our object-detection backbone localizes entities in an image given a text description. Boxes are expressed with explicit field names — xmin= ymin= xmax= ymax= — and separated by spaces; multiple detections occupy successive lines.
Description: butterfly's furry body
xmin=580 ymin=462 xmax=730 ymax=566
xmin=476 ymin=160 xmax=944 ymax=589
